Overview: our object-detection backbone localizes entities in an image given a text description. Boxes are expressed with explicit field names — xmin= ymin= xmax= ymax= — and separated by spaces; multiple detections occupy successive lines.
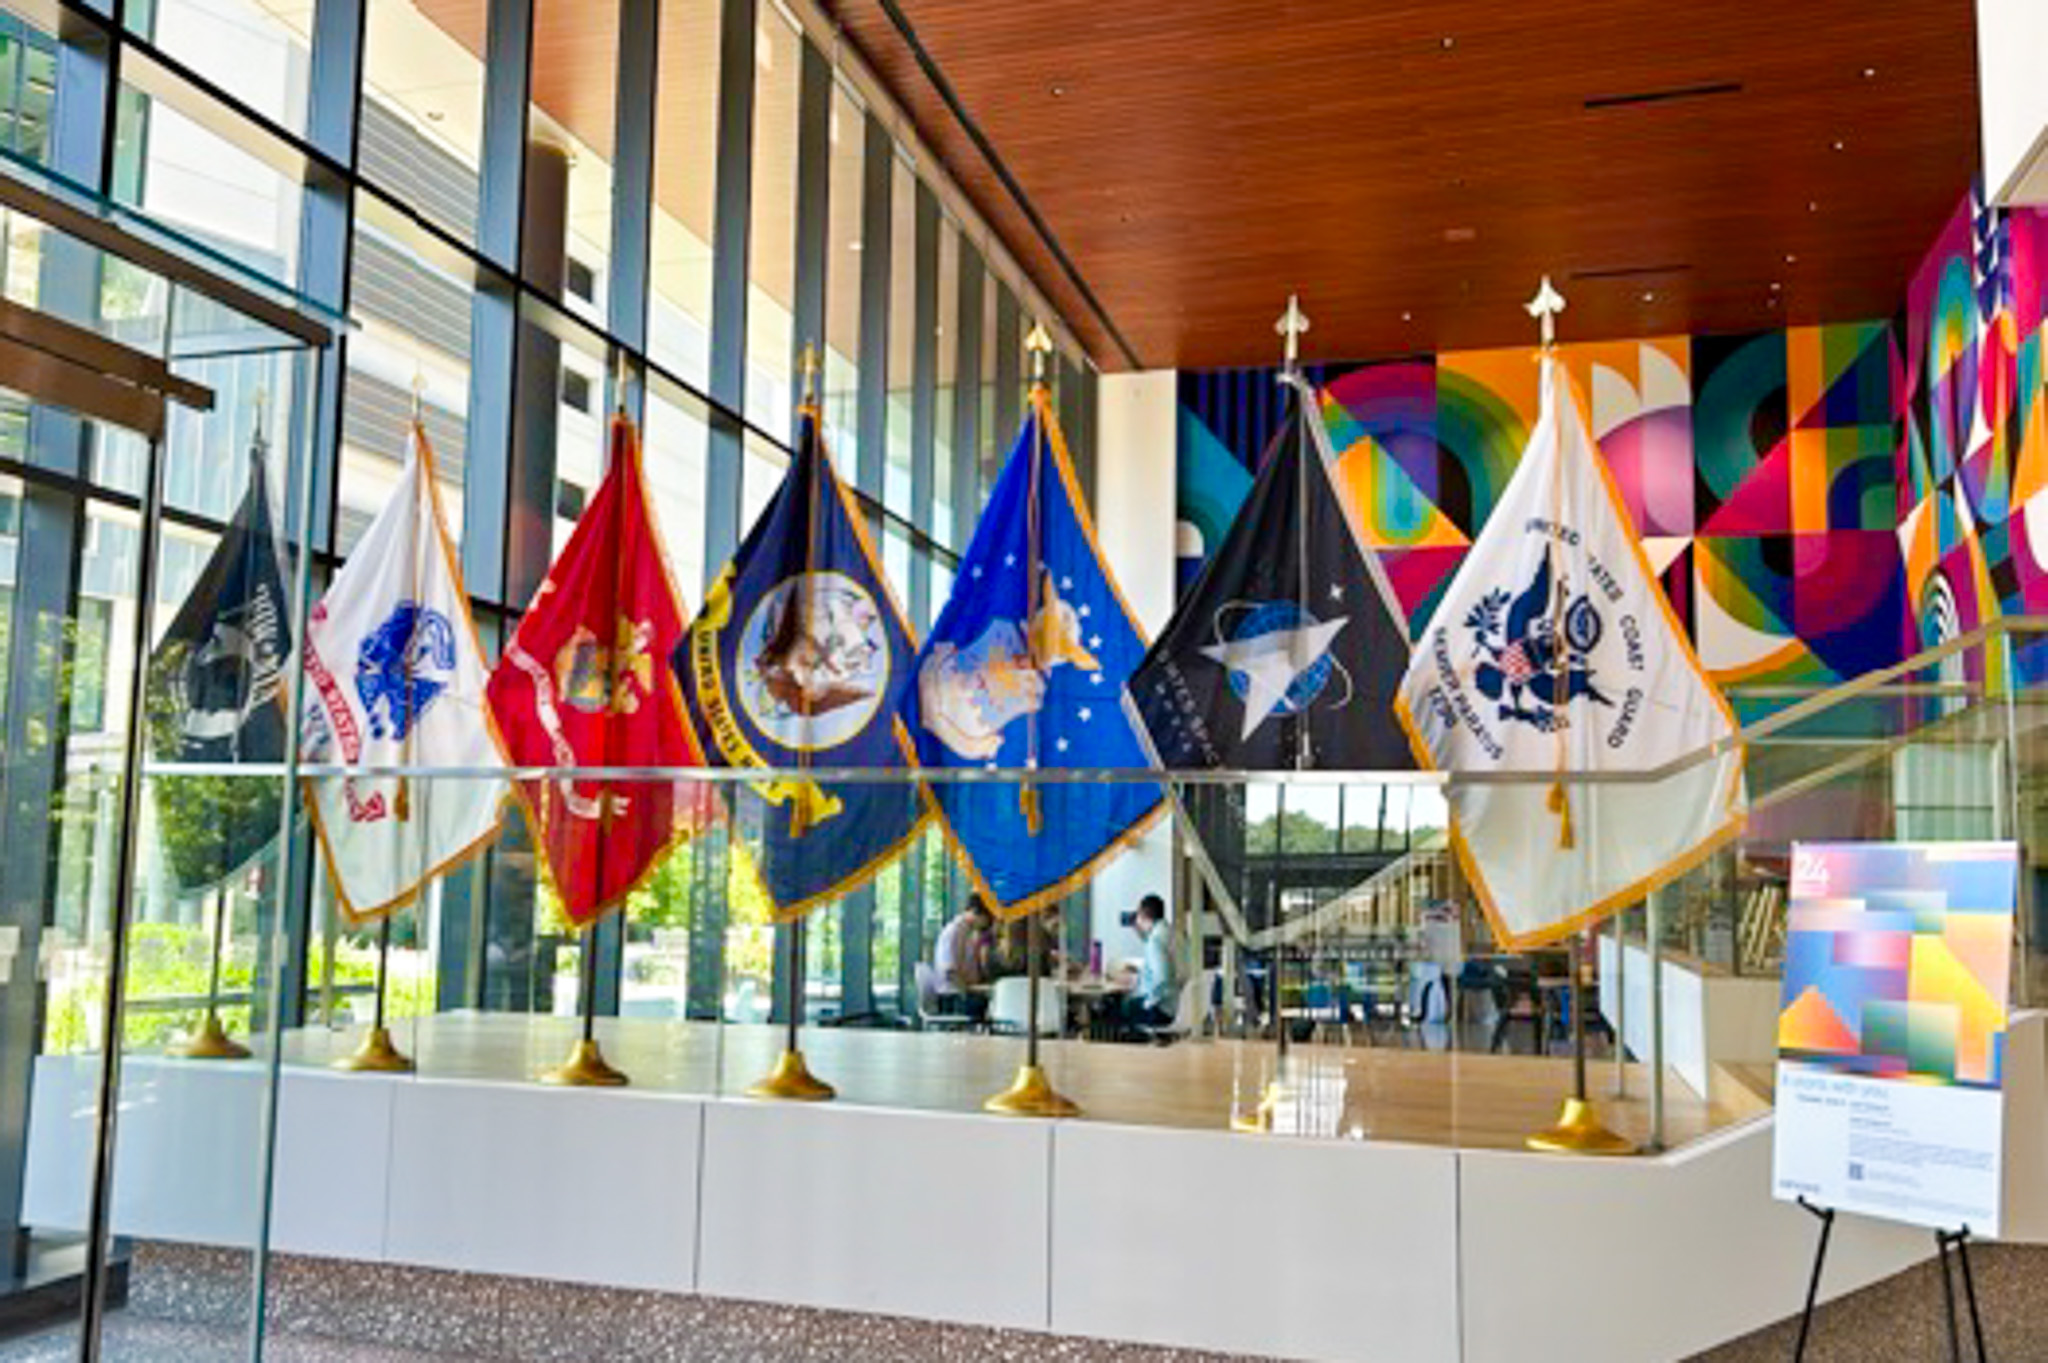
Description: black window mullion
xmin=787 ymin=36 xmax=829 ymax=437
xmin=607 ymin=0 xmax=660 ymax=371
xmin=907 ymin=181 xmax=937 ymax=627
xmin=951 ymin=240 xmax=983 ymax=548
xmin=993 ymin=283 xmax=1022 ymax=450
xmin=476 ymin=0 xmax=536 ymax=275
xmin=854 ymin=113 xmax=891 ymax=505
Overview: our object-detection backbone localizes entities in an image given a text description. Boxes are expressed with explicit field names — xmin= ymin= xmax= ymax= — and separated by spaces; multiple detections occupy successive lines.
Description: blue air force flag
xmin=1396 ymin=358 xmax=1745 ymax=949
xmin=678 ymin=404 xmax=926 ymax=918
xmin=901 ymin=387 xmax=1164 ymax=917
xmin=1132 ymin=374 xmax=1412 ymax=771
xmin=146 ymin=437 xmax=291 ymax=890
xmin=299 ymin=425 xmax=507 ymax=922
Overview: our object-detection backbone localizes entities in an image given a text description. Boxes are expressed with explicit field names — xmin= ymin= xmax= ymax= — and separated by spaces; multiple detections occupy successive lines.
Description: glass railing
xmin=60 ymin=616 xmax=2041 ymax=1169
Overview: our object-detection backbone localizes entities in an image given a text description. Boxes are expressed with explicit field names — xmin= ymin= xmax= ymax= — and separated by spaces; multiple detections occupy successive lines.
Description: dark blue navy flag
xmin=678 ymin=404 xmax=926 ymax=918
xmin=901 ymin=387 xmax=1164 ymax=917
xmin=146 ymin=440 xmax=293 ymax=890
xmin=1131 ymin=375 xmax=1413 ymax=771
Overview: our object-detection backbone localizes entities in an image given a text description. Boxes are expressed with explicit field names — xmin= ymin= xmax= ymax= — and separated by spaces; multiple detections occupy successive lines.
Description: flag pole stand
xmin=333 ymin=916 xmax=413 ymax=1073
xmin=986 ymin=327 xmax=1081 ymax=1122
xmin=544 ymin=922 xmax=629 ymax=1086
xmin=1526 ymin=933 xmax=1632 ymax=1155
xmin=745 ymin=343 xmax=836 ymax=1104
xmin=986 ymin=910 xmax=1078 ymax=1117
xmin=748 ymin=916 xmax=834 ymax=1100
xmin=168 ymin=889 xmax=251 ymax=1060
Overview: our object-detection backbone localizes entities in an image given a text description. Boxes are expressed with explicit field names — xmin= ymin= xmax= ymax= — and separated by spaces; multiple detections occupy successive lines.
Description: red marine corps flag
xmin=487 ymin=410 xmax=713 ymax=925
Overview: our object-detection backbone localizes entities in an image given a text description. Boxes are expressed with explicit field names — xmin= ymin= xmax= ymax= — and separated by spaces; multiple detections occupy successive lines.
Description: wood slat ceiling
xmin=831 ymin=0 xmax=1981 ymax=371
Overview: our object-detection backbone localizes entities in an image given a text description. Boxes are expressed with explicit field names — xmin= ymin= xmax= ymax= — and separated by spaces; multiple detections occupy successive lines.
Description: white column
xmin=1091 ymin=371 xmax=1178 ymax=964
xmin=1979 ymin=0 xmax=2048 ymax=204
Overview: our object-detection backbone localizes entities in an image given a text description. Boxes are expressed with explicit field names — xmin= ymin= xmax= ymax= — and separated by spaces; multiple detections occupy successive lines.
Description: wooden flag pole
xmin=544 ymin=352 xmax=635 ymax=1087
xmin=749 ymin=341 xmax=835 ymax=1101
xmin=986 ymin=323 xmax=1080 ymax=1119
xmin=1520 ymin=278 xmax=1630 ymax=1156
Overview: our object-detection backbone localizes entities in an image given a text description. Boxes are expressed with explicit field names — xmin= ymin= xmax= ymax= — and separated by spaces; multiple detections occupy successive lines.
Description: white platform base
xmin=22 ymin=1048 xmax=1967 ymax=1362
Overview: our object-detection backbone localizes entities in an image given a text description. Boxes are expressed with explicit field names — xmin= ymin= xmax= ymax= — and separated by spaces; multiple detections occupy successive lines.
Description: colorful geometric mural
xmin=1178 ymin=322 xmax=1913 ymax=687
xmin=1897 ymin=186 xmax=2048 ymax=687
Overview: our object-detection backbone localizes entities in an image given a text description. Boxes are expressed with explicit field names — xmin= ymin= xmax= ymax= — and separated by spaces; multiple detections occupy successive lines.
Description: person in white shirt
xmin=932 ymin=897 xmax=994 ymax=1022
xmin=1112 ymin=894 xmax=1179 ymax=1038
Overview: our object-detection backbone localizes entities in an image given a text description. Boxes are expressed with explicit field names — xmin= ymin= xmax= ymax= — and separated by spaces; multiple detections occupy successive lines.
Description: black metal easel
xmin=1792 ymin=1198 xmax=1987 ymax=1362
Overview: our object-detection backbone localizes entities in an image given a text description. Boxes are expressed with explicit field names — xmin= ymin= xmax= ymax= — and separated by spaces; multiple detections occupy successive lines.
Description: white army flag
xmin=1396 ymin=358 xmax=1744 ymax=949
xmin=300 ymin=425 xmax=506 ymax=921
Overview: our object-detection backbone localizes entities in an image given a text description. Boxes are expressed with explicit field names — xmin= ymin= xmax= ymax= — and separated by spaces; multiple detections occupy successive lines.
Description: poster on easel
xmin=1771 ymin=841 xmax=2017 ymax=1235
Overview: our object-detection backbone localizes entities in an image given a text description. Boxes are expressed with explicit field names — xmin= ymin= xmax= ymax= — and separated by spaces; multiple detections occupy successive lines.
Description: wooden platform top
xmin=282 ymin=1014 xmax=1759 ymax=1154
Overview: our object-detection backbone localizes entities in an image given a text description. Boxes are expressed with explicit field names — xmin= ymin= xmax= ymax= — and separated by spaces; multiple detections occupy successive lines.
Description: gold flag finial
xmin=1526 ymin=276 xmax=1566 ymax=353
xmin=1275 ymin=294 xmax=1310 ymax=372
xmin=1026 ymin=322 xmax=1054 ymax=387
xmin=798 ymin=341 xmax=821 ymax=409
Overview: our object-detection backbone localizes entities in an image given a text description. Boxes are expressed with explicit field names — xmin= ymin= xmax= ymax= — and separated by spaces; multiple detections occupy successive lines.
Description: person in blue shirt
xmin=1111 ymin=894 xmax=1180 ymax=1038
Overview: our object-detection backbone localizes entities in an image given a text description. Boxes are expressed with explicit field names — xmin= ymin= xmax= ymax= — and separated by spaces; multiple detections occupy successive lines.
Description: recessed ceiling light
xmin=1401 ymin=311 xmax=1413 ymax=322
xmin=1831 ymin=139 xmax=1846 ymax=152
xmin=1770 ymin=280 xmax=1782 ymax=291
xmin=1440 ymin=35 xmax=1456 ymax=50
xmin=1862 ymin=66 xmax=1877 ymax=79
xmin=1050 ymin=84 xmax=1065 ymax=98
xmin=1785 ymin=252 xmax=1798 ymax=264
xmin=1444 ymin=226 xmax=1477 ymax=243
xmin=1808 ymin=201 xmax=1820 ymax=212
xmin=1641 ymin=291 xmax=1656 ymax=303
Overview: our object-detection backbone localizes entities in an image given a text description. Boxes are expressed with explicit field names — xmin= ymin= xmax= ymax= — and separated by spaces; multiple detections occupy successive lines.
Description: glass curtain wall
xmin=0 ymin=0 xmax=1083 ymax=1352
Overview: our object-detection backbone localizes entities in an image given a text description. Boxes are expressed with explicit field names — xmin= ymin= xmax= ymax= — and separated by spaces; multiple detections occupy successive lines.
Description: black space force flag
xmin=146 ymin=441 xmax=293 ymax=890
xmin=678 ymin=404 xmax=927 ymax=919
xmin=1131 ymin=375 xmax=1412 ymax=771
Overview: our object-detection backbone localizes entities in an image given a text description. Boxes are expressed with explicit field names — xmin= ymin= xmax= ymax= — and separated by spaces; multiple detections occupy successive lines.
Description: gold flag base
xmin=541 ymin=1038 xmax=630 ymax=1087
xmin=1525 ymin=1097 xmax=1636 ymax=1155
xmin=167 ymin=1013 xmax=251 ymax=1061
xmin=745 ymin=1049 xmax=835 ymax=1101
xmin=330 ymin=1025 xmax=415 ymax=1074
xmin=983 ymin=1063 xmax=1079 ymax=1118
xmin=1229 ymin=1079 xmax=1286 ymax=1133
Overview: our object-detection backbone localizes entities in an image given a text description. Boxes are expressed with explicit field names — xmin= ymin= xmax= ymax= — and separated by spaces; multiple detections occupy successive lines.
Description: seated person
xmin=991 ymin=906 xmax=1065 ymax=979
xmin=933 ymin=897 xmax=995 ymax=1022
xmin=1110 ymin=894 xmax=1179 ymax=1037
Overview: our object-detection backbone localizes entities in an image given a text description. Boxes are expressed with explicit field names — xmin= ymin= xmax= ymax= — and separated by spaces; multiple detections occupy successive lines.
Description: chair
xmin=987 ymin=975 xmax=1064 ymax=1037
xmin=1141 ymin=969 xmax=1213 ymax=1045
xmin=913 ymin=962 xmax=975 ymax=1032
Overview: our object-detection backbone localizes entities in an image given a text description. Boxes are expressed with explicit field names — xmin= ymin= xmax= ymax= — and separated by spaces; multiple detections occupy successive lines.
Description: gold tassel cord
xmin=1547 ymin=779 xmax=1575 ymax=850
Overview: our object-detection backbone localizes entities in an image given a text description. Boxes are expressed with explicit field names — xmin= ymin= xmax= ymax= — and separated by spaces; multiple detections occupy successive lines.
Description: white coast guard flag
xmin=300 ymin=426 xmax=506 ymax=922
xmin=1396 ymin=358 xmax=1744 ymax=949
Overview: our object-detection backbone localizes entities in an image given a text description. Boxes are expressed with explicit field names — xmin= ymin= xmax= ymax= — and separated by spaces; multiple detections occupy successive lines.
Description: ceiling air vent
xmin=1584 ymin=81 xmax=1742 ymax=112
xmin=1569 ymin=263 xmax=1694 ymax=281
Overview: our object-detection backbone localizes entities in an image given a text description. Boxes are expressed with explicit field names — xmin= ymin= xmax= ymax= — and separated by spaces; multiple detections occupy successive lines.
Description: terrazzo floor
xmin=0 ymin=1244 xmax=1271 ymax=1363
